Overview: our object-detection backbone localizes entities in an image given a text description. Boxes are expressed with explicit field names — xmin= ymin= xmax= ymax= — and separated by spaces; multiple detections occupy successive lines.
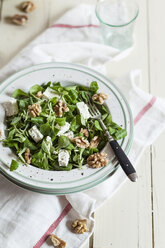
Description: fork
xmin=85 ymin=93 xmax=138 ymax=182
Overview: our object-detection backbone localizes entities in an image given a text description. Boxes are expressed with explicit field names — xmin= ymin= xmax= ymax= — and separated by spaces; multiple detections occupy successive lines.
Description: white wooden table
xmin=0 ymin=1 xmax=165 ymax=247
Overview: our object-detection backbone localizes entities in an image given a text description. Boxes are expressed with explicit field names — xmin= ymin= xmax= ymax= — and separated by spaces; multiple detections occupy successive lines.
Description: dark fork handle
xmin=109 ymin=139 xmax=138 ymax=182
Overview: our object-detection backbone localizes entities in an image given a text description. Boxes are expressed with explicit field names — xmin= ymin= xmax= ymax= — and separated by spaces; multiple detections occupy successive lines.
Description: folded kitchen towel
xmin=0 ymin=4 xmax=165 ymax=248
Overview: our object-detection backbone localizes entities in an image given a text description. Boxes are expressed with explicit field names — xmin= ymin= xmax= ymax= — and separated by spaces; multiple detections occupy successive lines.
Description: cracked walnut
xmin=72 ymin=136 xmax=89 ymax=148
xmin=54 ymin=100 xmax=69 ymax=117
xmin=49 ymin=234 xmax=66 ymax=248
xmin=72 ymin=219 xmax=88 ymax=234
xmin=28 ymin=103 xmax=41 ymax=117
xmin=92 ymin=92 xmax=108 ymax=104
xmin=87 ymin=152 xmax=108 ymax=168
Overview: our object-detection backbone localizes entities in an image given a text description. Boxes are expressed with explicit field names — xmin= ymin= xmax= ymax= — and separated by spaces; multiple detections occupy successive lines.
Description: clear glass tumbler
xmin=96 ymin=0 xmax=139 ymax=50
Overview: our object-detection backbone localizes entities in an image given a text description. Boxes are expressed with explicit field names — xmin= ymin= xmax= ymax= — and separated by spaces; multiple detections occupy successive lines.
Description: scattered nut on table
xmin=21 ymin=1 xmax=36 ymax=13
xmin=24 ymin=148 xmax=32 ymax=164
xmin=92 ymin=92 xmax=108 ymax=104
xmin=54 ymin=100 xmax=69 ymax=117
xmin=72 ymin=136 xmax=89 ymax=148
xmin=80 ymin=128 xmax=89 ymax=138
xmin=12 ymin=14 xmax=28 ymax=25
xmin=49 ymin=234 xmax=66 ymax=248
xmin=72 ymin=219 xmax=88 ymax=234
xmin=89 ymin=136 xmax=101 ymax=148
xmin=87 ymin=152 xmax=108 ymax=168
xmin=28 ymin=103 xmax=42 ymax=117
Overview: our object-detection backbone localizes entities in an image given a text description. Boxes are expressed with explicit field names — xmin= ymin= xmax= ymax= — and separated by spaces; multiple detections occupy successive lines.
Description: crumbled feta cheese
xmin=46 ymin=136 xmax=52 ymax=151
xmin=3 ymin=98 xmax=18 ymax=116
xmin=62 ymin=131 xmax=74 ymax=139
xmin=56 ymin=122 xmax=70 ymax=136
xmin=58 ymin=149 xmax=70 ymax=167
xmin=76 ymin=102 xmax=90 ymax=119
xmin=29 ymin=125 xmax=43 ymax=143
xmin=42 ymin=87 xmax=60 ymax=100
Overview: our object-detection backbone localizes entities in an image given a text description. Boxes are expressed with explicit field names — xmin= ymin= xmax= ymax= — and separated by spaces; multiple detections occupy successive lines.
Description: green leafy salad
xmin=2 ymin=81 xmax=127 ymax=171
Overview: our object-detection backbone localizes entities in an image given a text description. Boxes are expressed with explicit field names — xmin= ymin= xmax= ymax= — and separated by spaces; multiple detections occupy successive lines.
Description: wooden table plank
xmin=94 ymin=149 xmax=152 ymax=248
xmin=148 ymin=0 xmax=165 ymax=247
xmin=0 ymin=0 xmax=49 ymax=69
xmin=93 ymin=0 xmax=153 ymax=247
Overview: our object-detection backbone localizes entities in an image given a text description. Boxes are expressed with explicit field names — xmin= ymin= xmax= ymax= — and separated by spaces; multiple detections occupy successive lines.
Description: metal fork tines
xmin=84 ymin=93 xmax=101 ymax=119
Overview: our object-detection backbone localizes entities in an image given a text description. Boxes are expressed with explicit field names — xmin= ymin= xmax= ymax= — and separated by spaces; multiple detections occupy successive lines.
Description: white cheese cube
xmin=76 ymin=102 xmax=90 ymax=119
xmin=29 ymin=125 xmax=43 ymax=143
xmin=3 ymin=98 xmax=18 ymax=117
xmin=62 ymin=131 xmax=74 ymax=139
xmin=42 ymin=87 xmax=60 ymax=100
xmin=58 ymin=149 xmax=70 ymax=167
xmin=56 ymin=122 xmax=70 ymax=136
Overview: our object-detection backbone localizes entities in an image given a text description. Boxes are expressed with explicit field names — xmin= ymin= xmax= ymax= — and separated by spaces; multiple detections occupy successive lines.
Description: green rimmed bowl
xmin=0 ymin=62 xmax=133 ymax=195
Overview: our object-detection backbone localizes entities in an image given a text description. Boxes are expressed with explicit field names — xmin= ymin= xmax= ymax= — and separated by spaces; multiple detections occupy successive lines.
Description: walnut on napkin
xmin=49 ymin=234 xmax=66 ymax=248
xmin=72 ymin=219 xmax=89 ymax=234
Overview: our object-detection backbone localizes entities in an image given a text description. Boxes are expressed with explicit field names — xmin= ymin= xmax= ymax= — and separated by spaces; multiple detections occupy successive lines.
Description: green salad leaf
xmin=10 ymin=159 xmax=19 ymax=171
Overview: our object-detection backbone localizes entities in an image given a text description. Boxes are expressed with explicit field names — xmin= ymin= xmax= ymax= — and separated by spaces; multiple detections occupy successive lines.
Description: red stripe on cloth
xmin=134 ymin=96 xmax=157 ymax=125
xmin=33 ymin=203 xmax=72 ymax=248
xmin=50 ymin=23 xmax=99 ymax=29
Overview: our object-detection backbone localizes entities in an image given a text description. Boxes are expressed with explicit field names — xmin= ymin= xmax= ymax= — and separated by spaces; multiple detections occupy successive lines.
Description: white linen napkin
xmin=0 ymin=4 xmax=165 ymax=248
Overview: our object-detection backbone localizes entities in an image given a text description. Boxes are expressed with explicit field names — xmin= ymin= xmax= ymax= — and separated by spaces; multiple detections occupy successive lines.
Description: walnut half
xmin=36 ymin=91 xmax=43 ymax=99
xmin=89 ymin=136 xmax=101 ymax=148
xmin=80 ymin=128 xmax=89 ymax=138
xmin=72 ymin=219 xmax=88 ymax=234
xmin=28 ymin=103 xmax=42 ymax=117
xmin=24 ymin=148 xmax=32 ymax=164
xmin=49 ymin=234 xmax=66 ymax=248
xmin=92 ymin=92 xmax=108 ymax=105
xmin=21 ymin=1 xmax=36 ymax=13
xmin=72 ymin=136 xmax=89 ymax=148
xmin=87 ymin=152 xmax=108 ymax=168
xmin=12 ymin=14 xmax=28 ymax=26
xmin=54 ymin=100 xmax=69 ymax=117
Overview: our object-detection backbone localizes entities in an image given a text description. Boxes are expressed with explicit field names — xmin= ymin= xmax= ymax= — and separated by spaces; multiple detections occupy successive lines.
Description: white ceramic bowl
xmin=0 ymin=62 xmax=133 ymax=194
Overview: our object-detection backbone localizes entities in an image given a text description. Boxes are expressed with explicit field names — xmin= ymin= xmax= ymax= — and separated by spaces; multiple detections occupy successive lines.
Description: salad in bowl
xmin=1 ymin=81 xmax=127 ymax=172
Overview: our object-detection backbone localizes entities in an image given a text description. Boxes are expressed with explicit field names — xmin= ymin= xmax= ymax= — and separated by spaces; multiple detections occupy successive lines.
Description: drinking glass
xmin=96 ymin=0 xmax=139 ymax=50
